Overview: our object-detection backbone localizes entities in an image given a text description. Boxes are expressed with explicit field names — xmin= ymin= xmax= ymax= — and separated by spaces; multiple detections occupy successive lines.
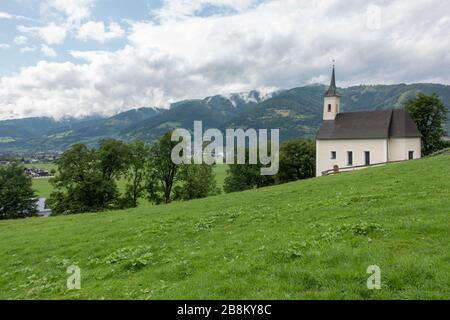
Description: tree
xmin=97 ymin=139 xmax=130 ymax=181
xmin=277 ymin=140 xmax=315 ymax=183
xmin=146 ymin=132 xmax=180 ymax=204
xmin=122 ymin=141 xmax=150 ymax=208
xmin=50 ymin=144 xmax=93 ymax=189
xmin=224 ymin=163 xmax=275 ymax=193
xmin=224 ymin=148 xmax=276 ymax=193
xmin=173 ymin=164 xmax=221 ymax=201
xmin=406 ymin=93 xmax=448 ymax=155
xmin=48 ymin=144 xmax=118 ymax=215
xmin=0 ymin=163 xmax=37 ymax=220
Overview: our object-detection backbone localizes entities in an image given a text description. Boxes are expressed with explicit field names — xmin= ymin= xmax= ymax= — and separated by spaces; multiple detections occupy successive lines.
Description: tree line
xmin=47 ymin=133 xmax=221 ymax=215
xmin=0 ymin=134 xmax=316 ymax=219
xmin=47 ymin=134 xmax=316 ymax=215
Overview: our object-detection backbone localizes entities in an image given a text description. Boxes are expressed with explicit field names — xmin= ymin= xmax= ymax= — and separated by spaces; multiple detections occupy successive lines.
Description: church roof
xmin=389 ymin=109 xmax=422 ymax=138
xmin=316 ymin=109 xmax=422 ymax=140
xmin=324 ymin=66 xmax=341 ymax=97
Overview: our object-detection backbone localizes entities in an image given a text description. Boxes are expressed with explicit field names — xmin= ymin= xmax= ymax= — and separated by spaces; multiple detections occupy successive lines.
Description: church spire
xmin=325 ymin=65 xmax=340 ymax=97
xmin=322 ymin=64 xmax=341 ymax=121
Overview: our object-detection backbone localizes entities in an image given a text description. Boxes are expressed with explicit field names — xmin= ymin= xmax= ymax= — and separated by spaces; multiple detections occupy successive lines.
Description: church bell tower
xmin=323 ymin=65 xmax=341 ymax=121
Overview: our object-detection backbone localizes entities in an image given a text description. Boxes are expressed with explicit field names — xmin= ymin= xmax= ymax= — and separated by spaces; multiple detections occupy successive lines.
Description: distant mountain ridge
xmin=1 ymin=84 xmax=449 ymax=155
xmin=123 ymin=90 xmax=275 ymax=142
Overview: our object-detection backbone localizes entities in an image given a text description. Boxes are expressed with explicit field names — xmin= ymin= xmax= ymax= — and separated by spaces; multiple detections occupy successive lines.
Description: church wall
xmin=316 ymin=139 xmax=388 ymax=176
xmin=388 ymin=138 xmax=422 ymax=162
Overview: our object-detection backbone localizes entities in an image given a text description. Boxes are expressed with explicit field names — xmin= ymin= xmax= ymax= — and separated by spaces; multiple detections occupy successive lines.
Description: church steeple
xmin=324 ymin=65 xmax=340 ymax=97
xmin=323 ymin=65 xmax=341 ymax=120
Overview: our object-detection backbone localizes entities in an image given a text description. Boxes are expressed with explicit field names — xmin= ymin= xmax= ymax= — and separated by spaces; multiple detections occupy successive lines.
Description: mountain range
xmin=1 ymin=83 xmax=449 ymax=155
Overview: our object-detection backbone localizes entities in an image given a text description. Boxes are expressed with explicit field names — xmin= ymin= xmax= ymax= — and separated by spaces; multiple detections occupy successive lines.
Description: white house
xmin=316 ymin=67 xmax=422 ymax=176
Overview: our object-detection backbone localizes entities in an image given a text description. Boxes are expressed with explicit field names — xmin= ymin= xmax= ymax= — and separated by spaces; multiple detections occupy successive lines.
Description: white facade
xmin=388 ymin=138 xmax=422 ymax=162
xmin=316 ymin=139 xmax=387 ymax=177
xmin=316 ymin=137 xmax=421 ymax=176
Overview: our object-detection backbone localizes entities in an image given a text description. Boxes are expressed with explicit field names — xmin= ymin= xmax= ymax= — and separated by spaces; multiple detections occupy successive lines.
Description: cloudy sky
xmin=0 ymin=0 xmax=449 ymax=120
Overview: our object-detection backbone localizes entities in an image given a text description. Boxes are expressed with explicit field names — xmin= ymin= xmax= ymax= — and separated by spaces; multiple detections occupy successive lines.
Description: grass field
xmin=213 ymin=165 xmax=228 ymax=192
xmin=1 ymin=154 xmax=449 ymax=299
xmin=32 ymin=179 xmax=55 ymax=198
xmin=23 ymin=163 xmax=56 ymax=199
xmin=25 ymin=163 xmax=57 ymax=172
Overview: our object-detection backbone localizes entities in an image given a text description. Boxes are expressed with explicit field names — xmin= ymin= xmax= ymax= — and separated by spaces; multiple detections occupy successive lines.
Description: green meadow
xmin=32 ymin=179 xmax=55 ymax=199
xmin=1 ymin=153 xmax=449 ymax=300
xmin=25 ymin=163 xmax=56 ymax=199
xmin=25 ymin=163 xmax=57 ymax=172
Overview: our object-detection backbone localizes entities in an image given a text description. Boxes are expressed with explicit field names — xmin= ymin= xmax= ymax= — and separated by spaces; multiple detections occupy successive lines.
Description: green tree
xmin=0 ymin=163 xmax=37 ymax=220
xmin=173 ymin=164 xmax=221 ymax=201
xmin=146 ymin=132 xmax=180 ymax=204
xmin=406 ymin=93 xmax=448 ymax=155
xmin=50 ymin=144 xmax=93 ymax=188
xmin=224 ymin=148 xmax=276 ymax=193
xmin=97 ymin=139 xmax=130 ymax=181
xmin=48 ymin=144 xmax=118 ymax=215
xmin=122 ymin=141 xmax=150 ymax=208
xmin=277 ymin=140 xmax=315 ymax=183
xmin=224 ymin=163 xmax=275 ymax=193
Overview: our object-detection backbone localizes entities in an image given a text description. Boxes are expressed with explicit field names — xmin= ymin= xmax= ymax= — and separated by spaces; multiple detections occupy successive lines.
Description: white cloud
xmin=41 ymin=45 xmax=57 ymax=57
xmin=1 ymin=0 xmax=450 ymax=120
xmin=14 ymin=36 xmax=28 ymax=46
xmin=0 ymin=44 xmax=11 ymax=50
xmin=45 ymin=0 xmax=95 ymax=22
xmin=20 ymin=46 xmax=37 ymax=53
xmin=18 ymin=23 xmax=67 ymax=45
xmin=0 ymin=12 xmax=13 ymax=19
xmin=77 ymin=21 xmax=125 ymax=43
xmin=0 ymin=11 xmax=33 ymax=21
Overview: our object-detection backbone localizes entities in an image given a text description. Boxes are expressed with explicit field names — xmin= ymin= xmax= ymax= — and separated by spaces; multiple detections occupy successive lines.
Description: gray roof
xmin=317 ymin=109 xmax=422 ymax=140
xmin=389 ymin=109 xmax=422 ymax=138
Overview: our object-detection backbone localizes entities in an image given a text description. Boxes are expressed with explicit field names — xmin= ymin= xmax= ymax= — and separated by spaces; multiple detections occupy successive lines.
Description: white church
xmin=316 ymin=67 xmax=422 ymax=176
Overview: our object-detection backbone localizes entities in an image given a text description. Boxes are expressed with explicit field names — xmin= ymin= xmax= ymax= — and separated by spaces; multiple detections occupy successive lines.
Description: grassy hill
xmin=0 ymin=154 xmax=449 ymax=300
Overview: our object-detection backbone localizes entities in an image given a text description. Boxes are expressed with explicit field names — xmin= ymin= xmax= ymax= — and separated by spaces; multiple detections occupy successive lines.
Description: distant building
xmin=316 ymin=66 xmax=422 ymax=176
xmin=24 ymin=167 xmax=52 ymax=178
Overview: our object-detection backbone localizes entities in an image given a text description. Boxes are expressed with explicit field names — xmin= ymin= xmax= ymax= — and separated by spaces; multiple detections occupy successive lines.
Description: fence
xmin=321 ymin=159 xmax=413 ymax=176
